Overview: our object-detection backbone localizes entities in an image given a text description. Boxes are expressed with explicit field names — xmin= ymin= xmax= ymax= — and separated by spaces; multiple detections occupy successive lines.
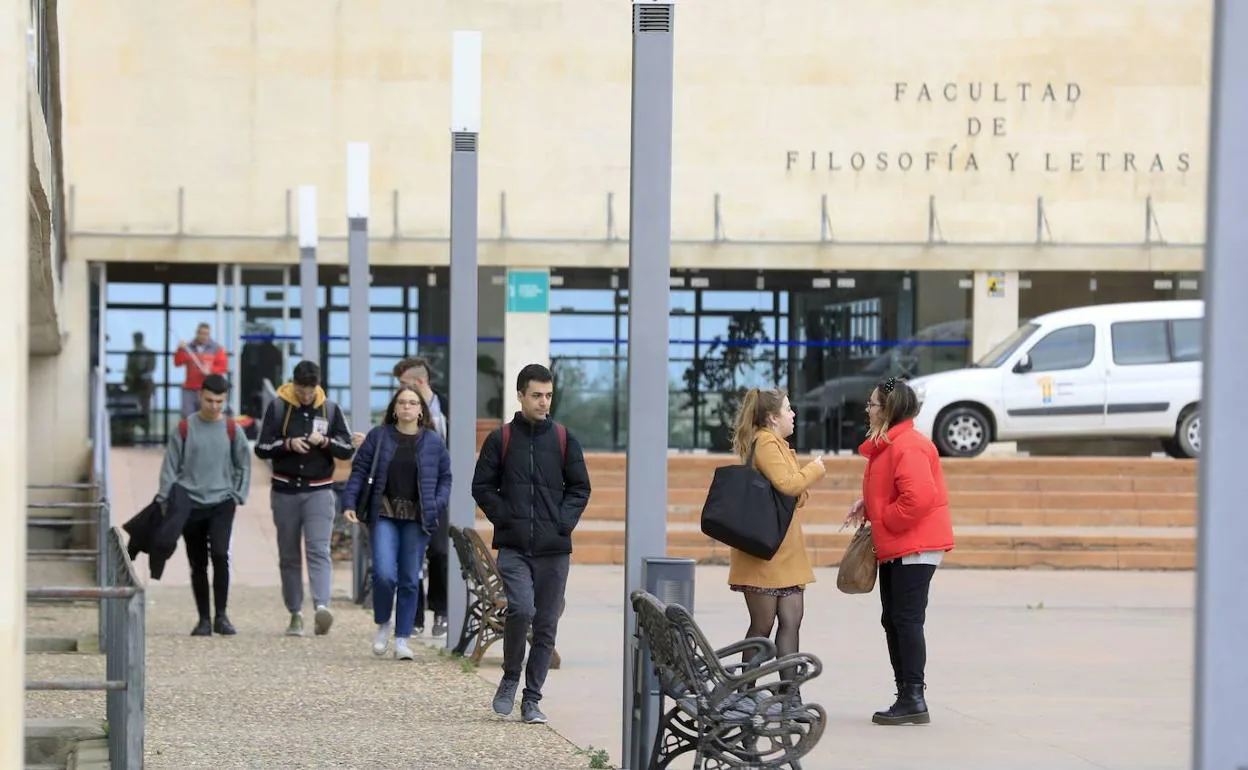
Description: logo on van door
xmin=1038 ymin=376 xmax=1054 ymax=405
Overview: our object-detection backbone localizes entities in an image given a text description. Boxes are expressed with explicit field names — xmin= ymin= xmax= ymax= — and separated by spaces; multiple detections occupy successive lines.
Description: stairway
xmin=470 ymin=454 xmax=1198 ymax=570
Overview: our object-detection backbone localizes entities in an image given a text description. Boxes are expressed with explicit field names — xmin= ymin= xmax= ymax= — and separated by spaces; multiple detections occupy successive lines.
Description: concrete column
xmin=446 ymin=30 xmax=482 ymax=652
xmin=622 ymin=2 xmax=676 ymax=765
xmin=298 ymin=185 xmax=319 ymax=366
xmin=971 ymin=270 xmax=1020 ymax=361
xmin=504 ymin=268 xmax=551 ymax=385
xmin=1194 ymin=0 xmax=1248 ymax=765
xmin=2 ymin=0 xmax=31 ymax=763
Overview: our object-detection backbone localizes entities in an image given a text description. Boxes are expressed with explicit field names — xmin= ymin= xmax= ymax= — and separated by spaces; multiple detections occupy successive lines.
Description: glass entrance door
xmin=225 ymin=266 xmax=298 ymax=420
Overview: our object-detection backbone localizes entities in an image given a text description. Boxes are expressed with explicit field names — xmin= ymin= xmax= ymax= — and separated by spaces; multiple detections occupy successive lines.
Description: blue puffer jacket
xmin=341 ymin=424 xmax=451 ymax=533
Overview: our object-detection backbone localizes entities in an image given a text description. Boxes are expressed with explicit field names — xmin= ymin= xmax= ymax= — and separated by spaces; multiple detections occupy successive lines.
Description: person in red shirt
xmin=846 ymin=376 xmax=954 ymax=726
xmin=175 ymin=323 xmax=229 ymax=418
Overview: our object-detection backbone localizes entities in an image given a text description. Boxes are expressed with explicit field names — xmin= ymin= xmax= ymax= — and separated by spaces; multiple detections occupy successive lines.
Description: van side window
xmin=1027 ymin=324 xmax=1096 ymax=372
xmin=1111 ymin=321 xmax=1169 ymax=365
xmin=1111 ymin=319 xmax=1203 ymax=365
xmin=1171 ymin=319 xmax=1202 ymax=362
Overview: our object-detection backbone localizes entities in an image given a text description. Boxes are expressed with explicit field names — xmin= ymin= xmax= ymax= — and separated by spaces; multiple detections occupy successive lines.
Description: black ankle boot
xmin=872 ymin=682 xmax=930 ymax=725
xmin=213 ymin=614 xmax=237 ymax=636
xmin=190 ymin=617 xmax=212 ymax=636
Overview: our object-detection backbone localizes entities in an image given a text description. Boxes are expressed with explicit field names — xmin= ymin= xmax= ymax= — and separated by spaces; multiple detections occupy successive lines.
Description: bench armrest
xmin=715 ymin=638 xmax=776 ymax=676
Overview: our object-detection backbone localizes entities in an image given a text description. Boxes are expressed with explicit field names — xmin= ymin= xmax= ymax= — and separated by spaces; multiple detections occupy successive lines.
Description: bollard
xmin=629 ymin=556 xmax=695 ymax=770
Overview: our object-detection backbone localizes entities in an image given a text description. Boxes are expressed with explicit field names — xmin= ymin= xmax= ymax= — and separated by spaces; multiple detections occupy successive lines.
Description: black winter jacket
xmin=255 ymin=383 xmax=355 ymax=493
xmin=471 ymin=414 xmax=592 ymax=556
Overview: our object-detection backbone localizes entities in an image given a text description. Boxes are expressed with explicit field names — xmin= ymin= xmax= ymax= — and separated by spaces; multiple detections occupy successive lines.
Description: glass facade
xmin=548 ymin=269 xmax=972 ymax=453
xmin=98 ymin=262 xmax=1202 ymax=453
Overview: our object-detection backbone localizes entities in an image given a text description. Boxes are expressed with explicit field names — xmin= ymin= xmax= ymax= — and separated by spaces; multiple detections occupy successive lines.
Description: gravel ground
xmin=27 ymin=586 xmax=601 ymax=770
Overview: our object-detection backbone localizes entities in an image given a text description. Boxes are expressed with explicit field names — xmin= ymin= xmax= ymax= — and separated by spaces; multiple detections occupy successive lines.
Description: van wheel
xmin=1175 ymin=409 xmax=1200 ymax=458
xmin=935 ymin=407 xmax=991 ymax=458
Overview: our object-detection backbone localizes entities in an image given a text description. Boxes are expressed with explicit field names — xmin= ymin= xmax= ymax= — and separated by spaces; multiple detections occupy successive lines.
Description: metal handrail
xmin=25 ymin=367 xmax=144 ymax=768
xmin=26 ymin=528 xmax=145 ymax=769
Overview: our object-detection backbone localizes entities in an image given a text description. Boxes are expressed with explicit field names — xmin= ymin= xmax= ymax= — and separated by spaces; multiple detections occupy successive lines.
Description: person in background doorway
xmin=343 ymin=386 xmax=451 ymax=661
xmin=125 ymin=331 xmax=157 ymax=438
xmin=393 ymin=356 xmax=449 ymax=637
xmin=156 ymin=374 xmax=251 ymax=636
xmin=255 ymin=360 xmax=356 ymax=637
xmin=472 ymin=364 xmax=592 ymax=725
xmin=175 ymin=322 xmax=229 ymax=418
xmin=846 ymin=377 xmax=955 ymax=726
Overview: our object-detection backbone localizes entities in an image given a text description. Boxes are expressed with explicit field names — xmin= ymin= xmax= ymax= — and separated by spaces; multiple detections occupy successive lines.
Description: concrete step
xmin=67 ymin=737 xmax=110 ymax=770
xmin=581 ymin=486 xmax=1197 ymax=512
xmin=466 ymin=521 xmax=1196 ymax=571
xmin=476 ymin=504 xmax=1196 ymax=529
xmin=590 ymin=472 xmax=1198 ymax=495
xmin=579 ymin=453 xmax=1199 ymax=478
xmin=24 ymin=719 xmax=106 ymax=769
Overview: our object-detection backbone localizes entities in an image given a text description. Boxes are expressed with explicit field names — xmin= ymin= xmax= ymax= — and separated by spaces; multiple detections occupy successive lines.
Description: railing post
xmin=125 ymin=592 xmax=145 ymax=767
xmin=97 ymin=500 xmax=108 ymax=646
xmin=105 ymin=585 xmax=119 ymax=766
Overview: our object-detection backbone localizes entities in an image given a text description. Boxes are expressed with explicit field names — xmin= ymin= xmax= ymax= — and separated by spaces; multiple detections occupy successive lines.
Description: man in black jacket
xmin=472 ymin=363 xmax=591 ymax=725
xmin=255 ymin=360 xmax=355 ymax=637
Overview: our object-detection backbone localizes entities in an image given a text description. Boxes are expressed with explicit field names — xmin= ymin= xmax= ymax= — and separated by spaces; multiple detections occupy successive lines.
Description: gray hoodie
xmin=157 ymin=414 xmax=252 ymax=507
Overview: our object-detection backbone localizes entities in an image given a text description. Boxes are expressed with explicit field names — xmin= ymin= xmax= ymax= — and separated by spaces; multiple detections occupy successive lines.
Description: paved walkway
xmin=108 ymin=448 xmax=1195 ymax=770
xmin=105 ymin=447 xmax=588 ymax=769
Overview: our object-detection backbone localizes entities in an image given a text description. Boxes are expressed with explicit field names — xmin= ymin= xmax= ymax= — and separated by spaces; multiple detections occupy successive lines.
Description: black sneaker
xmin=492 ymin=678 xmax=519 ymax=716
xmin=521 ymin=700 xmax=548 ymax=724
xmin=213 ymin=615 xmax=237 ymax=636
xmin=190 ymin=618 xmax=212 ymax=636
xmin=431 ymin=615 xmax=447 ymax=638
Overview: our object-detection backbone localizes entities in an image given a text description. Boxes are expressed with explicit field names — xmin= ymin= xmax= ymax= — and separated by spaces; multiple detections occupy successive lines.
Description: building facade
xmin=63 ymin=0 xmax=1211 ymax=451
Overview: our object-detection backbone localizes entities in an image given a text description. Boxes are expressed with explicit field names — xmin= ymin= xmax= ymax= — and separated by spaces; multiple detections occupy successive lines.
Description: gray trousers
xmin=497 ymin=548 xmax=571 ymax=704
xmin=271 ymin=488 xmax=337 ymax=613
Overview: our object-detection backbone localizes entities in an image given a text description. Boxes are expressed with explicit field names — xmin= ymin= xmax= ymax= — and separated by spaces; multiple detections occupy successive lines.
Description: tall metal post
xmin=347 ymin=145 xmax=371 ymax=604
xmin=622 ymin=2 xmax=675 ymax=765
xmin=298 ymin=185 xmax=319 ymax=367
xmin=447 ymin=30 xmax=482 ymax=652
xmin=346 ymin=143 xmax=371 ymax=430
xmin=1193 ymin=1 xmax=1248 ymax=768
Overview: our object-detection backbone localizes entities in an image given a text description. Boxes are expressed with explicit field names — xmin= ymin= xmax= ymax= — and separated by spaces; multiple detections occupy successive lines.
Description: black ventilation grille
xmin=633 ymin=3 xmax=674 ymax=33
xmin=452 ymin=132 xmax=478 ymax=152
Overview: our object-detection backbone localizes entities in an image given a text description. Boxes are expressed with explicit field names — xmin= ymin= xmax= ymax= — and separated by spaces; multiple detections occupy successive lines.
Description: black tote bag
xmin=699 ymin=438 xmax=798 ymax=560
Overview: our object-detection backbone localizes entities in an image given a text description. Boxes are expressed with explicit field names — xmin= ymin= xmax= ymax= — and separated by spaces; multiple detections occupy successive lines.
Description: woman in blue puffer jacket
xmin=343 ymin=385 xmax=451 ymax=661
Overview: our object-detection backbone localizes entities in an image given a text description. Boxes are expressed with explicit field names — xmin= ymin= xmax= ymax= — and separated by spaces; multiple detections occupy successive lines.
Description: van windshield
xmin=975 ymin=322 xmax=1039 ymax=368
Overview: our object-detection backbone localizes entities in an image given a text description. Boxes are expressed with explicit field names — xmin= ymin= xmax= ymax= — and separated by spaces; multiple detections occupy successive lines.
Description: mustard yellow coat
xmin=726 ymin=428 xmax=827 ymax=589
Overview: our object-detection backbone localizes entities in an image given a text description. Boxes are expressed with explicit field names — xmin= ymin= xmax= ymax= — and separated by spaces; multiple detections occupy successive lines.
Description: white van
xmin=908 ymin=300 xmax=1203 ymax=458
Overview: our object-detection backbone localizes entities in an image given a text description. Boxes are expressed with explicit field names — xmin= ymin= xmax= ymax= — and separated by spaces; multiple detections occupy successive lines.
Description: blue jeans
xmin=371 ymin=516 xmax=429 ymax=638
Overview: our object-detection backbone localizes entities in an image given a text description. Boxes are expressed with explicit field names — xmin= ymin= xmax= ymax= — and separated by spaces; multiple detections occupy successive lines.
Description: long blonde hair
xmin=731 ymin=388 xmax=787 ymax=460
xmin=865 ymin=377 xmax=921 ymax=443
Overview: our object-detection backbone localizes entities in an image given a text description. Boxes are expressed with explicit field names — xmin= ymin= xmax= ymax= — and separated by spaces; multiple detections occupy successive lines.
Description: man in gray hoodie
xmin=157 ymin=373 xmax=252 ymax=636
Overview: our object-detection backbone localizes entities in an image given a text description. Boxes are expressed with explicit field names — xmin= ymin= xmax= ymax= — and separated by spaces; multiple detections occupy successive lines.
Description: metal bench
xmin=631 ymin=590 xmax=826 ymax=769
xmin=449 ymin=525 xmax=560 ymax=669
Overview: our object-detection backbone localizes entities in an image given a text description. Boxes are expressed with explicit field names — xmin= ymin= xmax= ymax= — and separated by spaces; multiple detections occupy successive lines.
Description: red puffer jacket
xmin=859 ymin=419 xmax=955 ymax=563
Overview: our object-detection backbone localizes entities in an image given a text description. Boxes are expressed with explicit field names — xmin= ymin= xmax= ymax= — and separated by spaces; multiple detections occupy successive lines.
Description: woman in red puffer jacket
xmin=846 ymin=377 xmax=954 ymax=727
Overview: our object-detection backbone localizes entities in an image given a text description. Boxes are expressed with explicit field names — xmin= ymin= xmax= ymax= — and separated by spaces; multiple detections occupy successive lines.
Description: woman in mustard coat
xmin=728 ymin=388 xmax=828 ymax=665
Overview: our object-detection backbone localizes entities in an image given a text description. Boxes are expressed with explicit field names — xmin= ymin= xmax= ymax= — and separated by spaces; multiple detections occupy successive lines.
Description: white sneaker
xmin=373 ymin=622 xmax=392 ymax=656
xmin=394 ymin=637 xmax=415 ymax=661
xmin=314 ymin=605 xmax=334 ymax=636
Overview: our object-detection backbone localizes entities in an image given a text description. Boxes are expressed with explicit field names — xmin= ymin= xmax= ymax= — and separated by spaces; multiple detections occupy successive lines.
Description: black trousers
xmin=878 ymin=560 xmax=936 ymax=687
xmin=414 ymin=549 xmax=448 ymax=621
xmin=183 ymin=500 xmax=237 ymax=619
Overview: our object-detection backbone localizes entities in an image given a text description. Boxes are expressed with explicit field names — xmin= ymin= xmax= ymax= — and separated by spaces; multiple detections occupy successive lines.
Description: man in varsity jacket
xmin=255 ymin=360 xmax=356 ymax=637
